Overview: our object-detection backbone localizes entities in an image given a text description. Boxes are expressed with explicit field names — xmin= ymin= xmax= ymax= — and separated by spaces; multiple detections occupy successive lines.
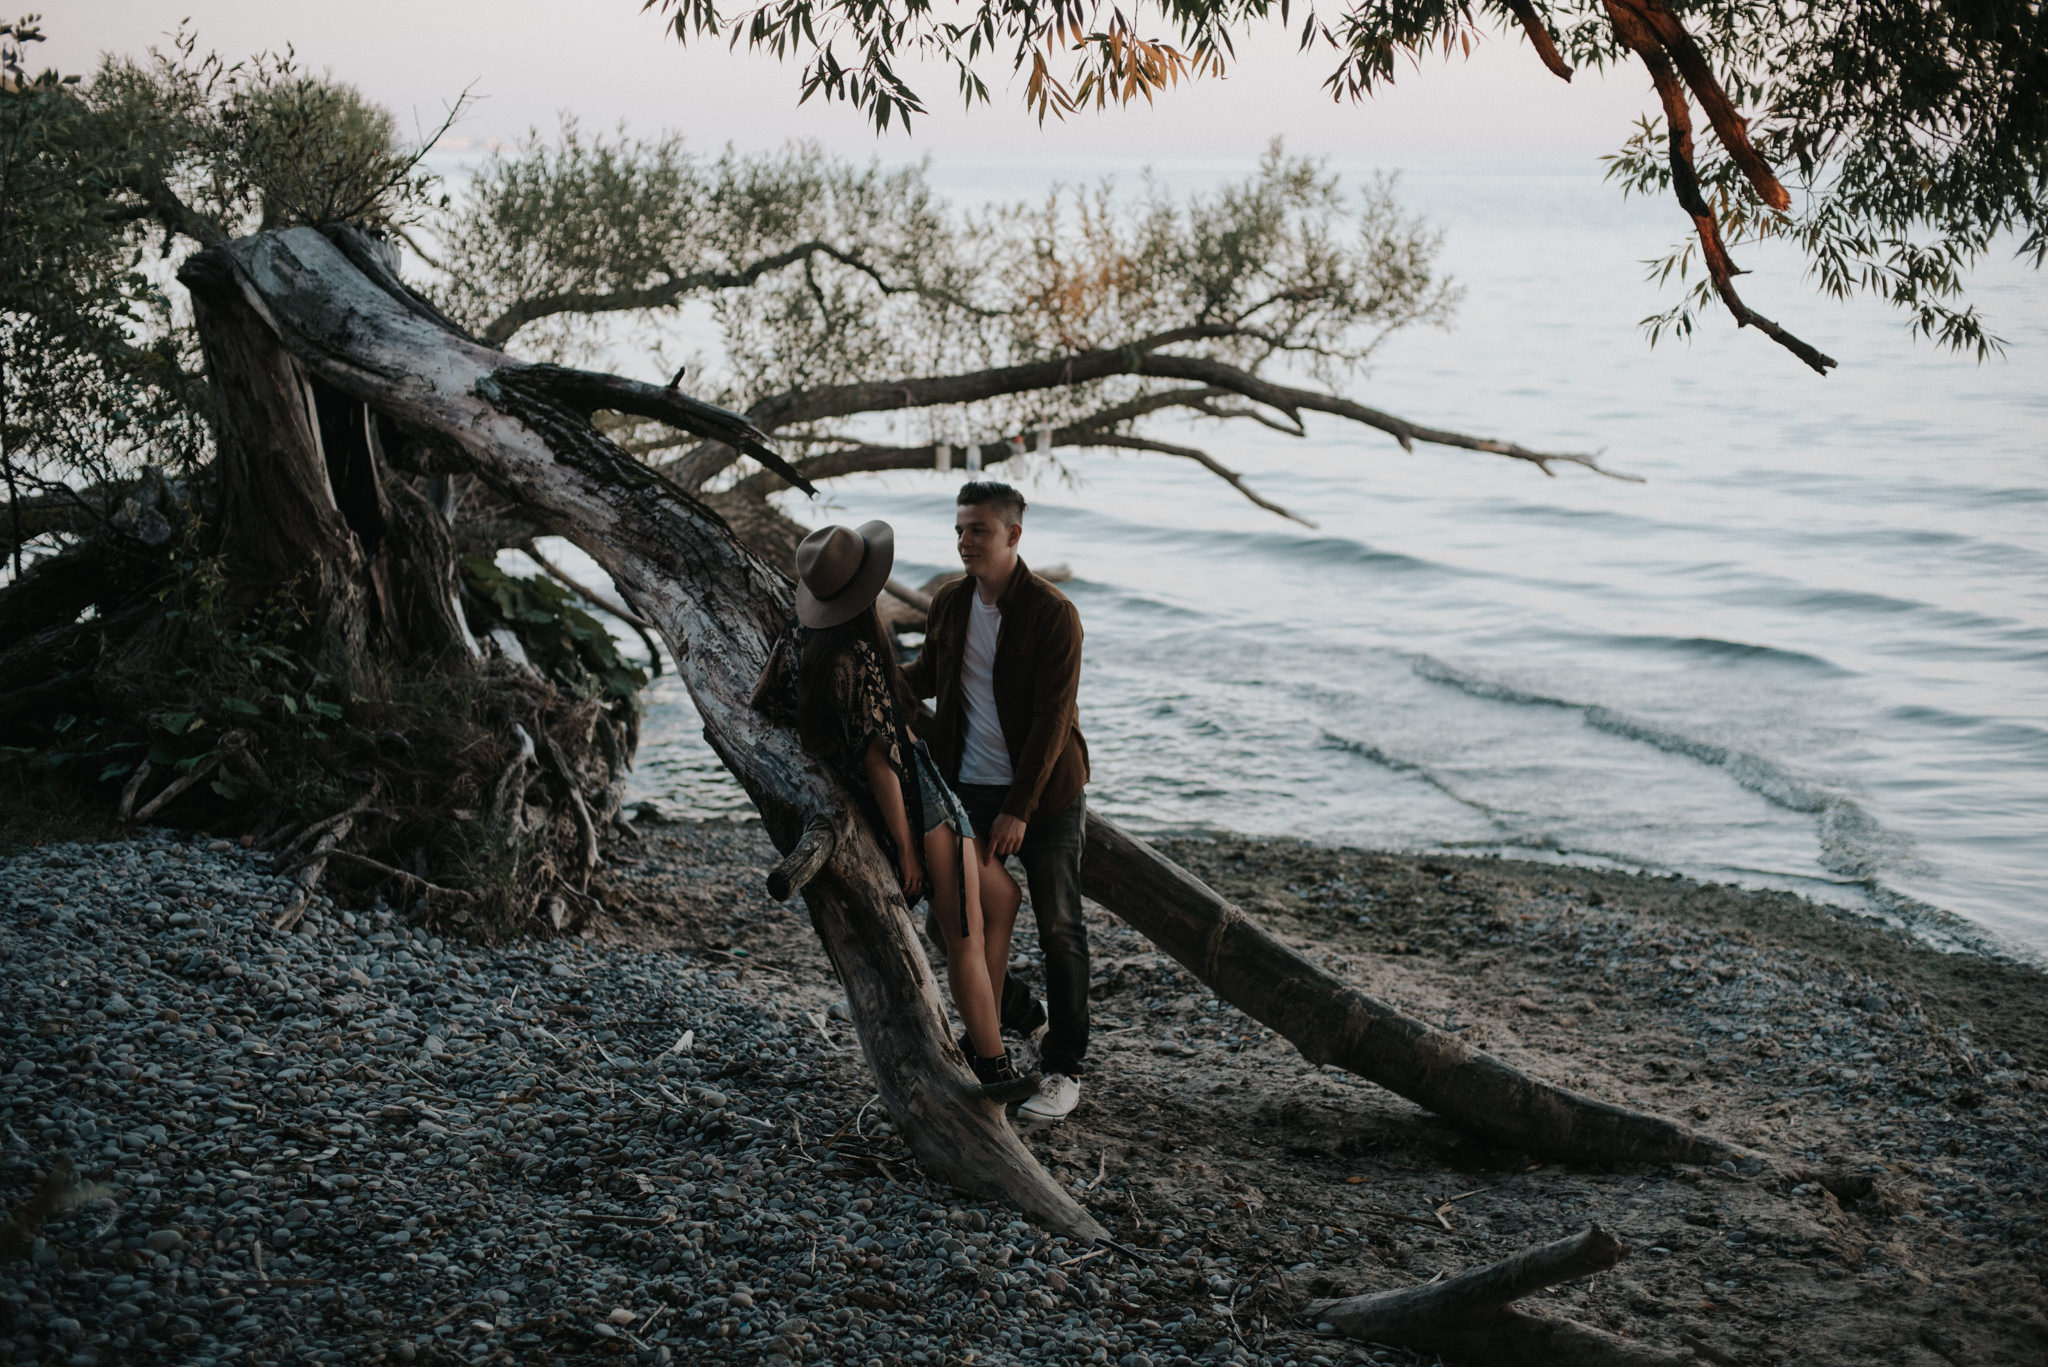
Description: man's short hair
xmin=956 ymin=480 xmax=1027 ymax=526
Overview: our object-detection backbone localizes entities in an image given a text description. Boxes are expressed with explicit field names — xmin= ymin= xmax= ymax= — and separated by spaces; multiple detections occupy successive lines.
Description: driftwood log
xmin=1307 ymin=1224 xmax=1697 ymax=1367
xmin=1082 ymin=818 xmax=1753 ymax=1168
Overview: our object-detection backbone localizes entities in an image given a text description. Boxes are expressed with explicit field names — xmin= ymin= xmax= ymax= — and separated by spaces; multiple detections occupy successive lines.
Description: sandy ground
xmin=588 ymin=817 xmax=2048 ymax=1366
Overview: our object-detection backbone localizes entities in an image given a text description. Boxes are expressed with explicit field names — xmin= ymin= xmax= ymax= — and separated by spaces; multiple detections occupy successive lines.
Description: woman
xmin=752 ymin=521 xmax=1034 ymax=1102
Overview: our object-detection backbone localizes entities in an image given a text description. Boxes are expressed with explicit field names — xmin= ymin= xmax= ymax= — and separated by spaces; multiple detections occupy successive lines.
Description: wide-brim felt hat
xmin=793 ymin=520 xmax=895 ymax=628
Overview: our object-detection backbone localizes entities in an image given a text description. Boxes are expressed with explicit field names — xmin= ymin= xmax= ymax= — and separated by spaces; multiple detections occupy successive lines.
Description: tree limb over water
xmin=647 ymin=0 xmax=2048 ymax=368
xmin=432 ymin=128 xmax=1623 ymax=532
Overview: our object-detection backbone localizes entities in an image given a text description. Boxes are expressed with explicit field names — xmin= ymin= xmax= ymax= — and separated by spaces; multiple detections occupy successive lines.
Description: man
xmin=903 ymin=480 xmax=1090 ymax=1122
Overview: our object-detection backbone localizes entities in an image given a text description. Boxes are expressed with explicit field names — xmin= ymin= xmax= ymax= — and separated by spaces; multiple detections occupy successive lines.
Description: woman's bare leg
xmin=927 ymin=828 xmax=1001 ymax=1058
xmin=978 ymin=856 xmax=1021 ymax=1020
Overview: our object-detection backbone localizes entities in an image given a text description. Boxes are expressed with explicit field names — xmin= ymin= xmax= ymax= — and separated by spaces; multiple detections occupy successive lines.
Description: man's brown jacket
xmin=901 ymin=558 xmax=1089 ymax=823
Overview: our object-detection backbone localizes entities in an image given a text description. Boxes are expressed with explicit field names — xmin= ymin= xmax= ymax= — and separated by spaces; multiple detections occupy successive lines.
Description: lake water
xmin=590 ymin=157 xmax=2047 ymax=960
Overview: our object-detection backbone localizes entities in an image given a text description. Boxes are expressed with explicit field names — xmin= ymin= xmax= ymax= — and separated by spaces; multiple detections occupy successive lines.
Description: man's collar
xmin=997 ymin=556 xmax=1031 ymax=610
xmin=966 ymin=556 xmax=1030 ymax=612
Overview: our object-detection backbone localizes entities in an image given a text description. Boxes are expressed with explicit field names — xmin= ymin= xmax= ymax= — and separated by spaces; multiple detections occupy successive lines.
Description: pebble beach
xmin=3 ymin=820 xmax=2045 ymax=1365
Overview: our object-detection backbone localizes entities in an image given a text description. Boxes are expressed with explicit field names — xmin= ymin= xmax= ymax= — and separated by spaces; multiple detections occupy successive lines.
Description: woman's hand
xmin=897 ymin=846 xmax=926 ymax=900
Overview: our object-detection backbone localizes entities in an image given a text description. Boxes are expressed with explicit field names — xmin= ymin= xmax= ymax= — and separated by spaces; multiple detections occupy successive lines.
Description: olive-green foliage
xmin=83 ymin=29 xmax=452 ymax=238
xmin=0 ymin=21 xmax=207 ymax=499
xmin=646 ymin=0 xmax=2046 ymax=358
xmin=141 ymin=545 xmax=350 ymax=800
xmin=440 ymin=128 xmax=1453 ymax=449
xmin=437 ymin=123 xmax=977 ymax=364
xmin=459 ymin=555 xmax=649 ymax=706
xmin=1593 ymin=1 xmax=2046 ymax=357
xmin=0 ymin=21 xmax=450 ymax=501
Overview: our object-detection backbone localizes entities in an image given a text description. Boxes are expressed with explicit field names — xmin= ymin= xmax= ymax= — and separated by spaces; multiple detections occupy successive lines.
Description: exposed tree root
xmin=277 ymin=815 xmax=352 ymax=932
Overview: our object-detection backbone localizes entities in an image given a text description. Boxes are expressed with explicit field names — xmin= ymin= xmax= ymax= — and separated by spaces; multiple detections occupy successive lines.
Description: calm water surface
xmin=600 ymin=158 xmax=2047 ymax=958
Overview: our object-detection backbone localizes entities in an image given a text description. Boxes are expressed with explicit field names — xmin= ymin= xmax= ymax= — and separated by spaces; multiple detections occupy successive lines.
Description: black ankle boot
xmin=969 ymin=1048 xmax=1039 ymax=1104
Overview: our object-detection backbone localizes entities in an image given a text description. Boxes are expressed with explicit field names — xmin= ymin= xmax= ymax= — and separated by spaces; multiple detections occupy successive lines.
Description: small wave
xmin=1410 ymin=654 xmax=1924 ymax=891
xmin=1712 ymin=584 xmax=2031 ymax=639
xmin=1778 ymin=586 xmax=1927 ymax=616
xmin=1884 ymin=705 xmax=2048 ymax=758
xmin=1571 ymin=631 xmax=1849 ymax=674
xmin=1064 ymin=580 xmax=1213 ymax=624
xmin=1410 ymin=655 xmax=1578 ymax=711
xmin=1317 ymin=731 xmax=1517 ymax=826
xmin=1191 ymin=525 xmax=1456 ymax=577
xmin=1034 ymin=501 xmax=1463 ymax=579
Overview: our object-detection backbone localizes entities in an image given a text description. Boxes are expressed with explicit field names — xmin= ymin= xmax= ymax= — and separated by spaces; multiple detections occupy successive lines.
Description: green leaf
xmin=222 ymin=697 xmax=264 ymax=716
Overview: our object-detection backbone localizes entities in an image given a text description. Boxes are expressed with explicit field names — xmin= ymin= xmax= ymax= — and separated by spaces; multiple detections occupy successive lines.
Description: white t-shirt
xmin=957 ymin=594 xmax=1014 ymax=785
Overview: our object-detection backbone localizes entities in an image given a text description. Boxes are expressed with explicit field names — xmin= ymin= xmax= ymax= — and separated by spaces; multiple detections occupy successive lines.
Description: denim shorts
xmin=911 ymin=741 xmax=974 ymax=840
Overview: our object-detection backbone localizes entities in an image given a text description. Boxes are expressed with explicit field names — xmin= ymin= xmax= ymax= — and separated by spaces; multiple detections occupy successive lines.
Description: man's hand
xmin=983 ymin=813 xmax=1027 ymax=862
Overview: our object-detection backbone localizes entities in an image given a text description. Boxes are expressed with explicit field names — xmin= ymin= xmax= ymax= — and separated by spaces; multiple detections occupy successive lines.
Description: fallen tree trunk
xmin=1306 ymin=1225 xmax=1697 ymax=1367
xmin=186 ymin=223 xmax=1105 ymax=1241
xmin=1081 ymin=816 xmax=1754 ymax=1168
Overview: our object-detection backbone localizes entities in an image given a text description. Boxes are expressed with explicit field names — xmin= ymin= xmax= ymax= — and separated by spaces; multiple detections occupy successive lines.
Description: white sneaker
xmin=1016 ymin=1073 xmax=1080 ymax=1122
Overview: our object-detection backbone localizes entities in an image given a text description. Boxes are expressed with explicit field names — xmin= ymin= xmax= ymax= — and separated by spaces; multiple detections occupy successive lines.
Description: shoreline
xmin=1139 ymin=828 xmax=2048 ymax=1075
xmin=633 ymin=799 xmax=2045 ymax=971
xmin=3 ymin=820 xmax=2043 ymax=1365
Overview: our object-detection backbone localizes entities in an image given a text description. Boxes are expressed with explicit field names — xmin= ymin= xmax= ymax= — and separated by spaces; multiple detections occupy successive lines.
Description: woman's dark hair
xmin=794 ymin=603 xmax=917 ymax=754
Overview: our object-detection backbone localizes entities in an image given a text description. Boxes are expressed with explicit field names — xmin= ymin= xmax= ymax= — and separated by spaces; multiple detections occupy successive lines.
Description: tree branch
xmin=509 ymin=364 xmax=815 ymax=495
xmin=1084 ymin=432 xmax=1313 ymax=526
xmin=745 ymin=324 xmax=1238 ymax=429
xmin=1502 ymin=0 xmax=1575 ymax=82
xmin=1187 ymin=396 xmax=1308 ymax=438
xmin=1134 ymin=353 xmax=1640 ymax=480
xmin=733 ymin=374 xmax=1622 ymax=526
xmin=114 ymin=171 xmax=228 ymax=249
xmin=1605 ymin=6 xmax=1837 ymax=375
xmin=477 ymin=239 xmax=1004 ymax=347
xmin=729 ymin=386 xmax=1288 ymax=496
xmin=1619 ymin=0 xmax=1790 ymax=212
xmin=749 ymin=335 xmax=1624 ymax=478
xmin=1305 ymin=1224 xmax=1697 ymax=1366
xmin=1308 ymin=1225 xmax=1631 ymax=1336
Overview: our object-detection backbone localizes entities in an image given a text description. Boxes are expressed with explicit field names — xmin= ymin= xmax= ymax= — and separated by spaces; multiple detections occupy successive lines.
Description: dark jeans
xmin=938 ymin=785 xmax=1089 ymax=1077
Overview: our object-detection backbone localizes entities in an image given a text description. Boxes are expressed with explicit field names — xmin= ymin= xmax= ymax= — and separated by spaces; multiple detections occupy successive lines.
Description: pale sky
xmin=55 ymin=1 xmax=1655 ymax=165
